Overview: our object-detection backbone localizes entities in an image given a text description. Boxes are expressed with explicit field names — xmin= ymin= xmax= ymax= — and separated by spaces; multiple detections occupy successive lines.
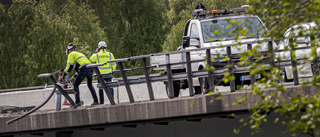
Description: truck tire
xmin=280 ymin=68 xmax=292 ymax=83
xmin=196 ymin=67 xmax=209 ymax=94
xmin=199 ymin=76 xmax=209 ymax=94
xmin=165 ymin=81 xmax=180 ymax=98
xmin=194 ymin=86 xmax=201 ymax=94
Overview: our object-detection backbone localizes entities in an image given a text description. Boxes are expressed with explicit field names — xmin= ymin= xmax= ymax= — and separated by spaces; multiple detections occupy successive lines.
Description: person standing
xmin=90 ymin=41 xmax=116 ymax=104
xmin=63 ymin=43 xmax=99 ymax=106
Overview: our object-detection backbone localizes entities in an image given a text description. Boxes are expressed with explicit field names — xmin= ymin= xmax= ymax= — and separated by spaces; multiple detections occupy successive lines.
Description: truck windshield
xmin=201 ymin=17 xmax=265 ymax=43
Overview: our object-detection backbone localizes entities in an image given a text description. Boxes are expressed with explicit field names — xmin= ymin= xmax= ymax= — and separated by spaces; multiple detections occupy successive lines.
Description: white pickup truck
xmin=150 ymin=4 xmax=277 ymax=97
xmin=277 ymin=22 xmax=319 ymax=82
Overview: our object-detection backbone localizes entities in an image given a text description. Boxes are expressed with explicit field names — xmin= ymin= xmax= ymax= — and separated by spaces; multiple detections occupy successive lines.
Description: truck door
xmin=189 ymin=23 xmax=200 ymax=47
xmin=188 ymin=22 xmax=206 ymax=71
xmin=189 ymin=23 xmax=200 ymax=69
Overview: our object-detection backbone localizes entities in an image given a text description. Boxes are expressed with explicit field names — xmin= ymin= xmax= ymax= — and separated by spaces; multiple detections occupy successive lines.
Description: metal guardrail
xmin=86 ymin=37 xmax=319 ymax=103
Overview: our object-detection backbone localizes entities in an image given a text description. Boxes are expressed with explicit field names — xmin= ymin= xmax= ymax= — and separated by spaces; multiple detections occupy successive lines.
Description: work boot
xmin=75 ymin=103 xmax=82 ymax=107
xmin=76 ymin=101 xmax=84 ymax=106
xmin=91 ymin=102 xmax=99 ymax=106
xmin=71 ymin=105 xmax=77 ymax=109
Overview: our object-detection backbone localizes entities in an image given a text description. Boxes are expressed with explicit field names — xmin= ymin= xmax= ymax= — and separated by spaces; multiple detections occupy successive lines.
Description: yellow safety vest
xmin=64 ymin=51 xmax=91 ymax=74
xmin=90 ymin=49 xmax=116 ymax=74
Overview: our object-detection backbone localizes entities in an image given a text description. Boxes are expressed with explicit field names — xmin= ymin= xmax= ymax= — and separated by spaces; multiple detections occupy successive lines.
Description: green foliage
xmin=227 ymin=0 xmax=320 ymax=136
xmin=86 ymin=0 xmax=168 ymax=71
xmin=248 ymin=0 xmax=320 ymax=38
xmin=0 ymin=0 xmax=35 ymax=89
xmin=0 ymin=0 xmax=107 ymax=88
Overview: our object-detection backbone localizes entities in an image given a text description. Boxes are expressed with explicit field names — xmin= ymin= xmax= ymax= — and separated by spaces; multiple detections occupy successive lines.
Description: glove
xmin=62 ymin=71 xmax=68 ymax=80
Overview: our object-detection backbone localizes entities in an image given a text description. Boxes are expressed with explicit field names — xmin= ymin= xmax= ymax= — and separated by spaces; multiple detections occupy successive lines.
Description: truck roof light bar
xmin=192 ymin=6 xmax=248 ymax=17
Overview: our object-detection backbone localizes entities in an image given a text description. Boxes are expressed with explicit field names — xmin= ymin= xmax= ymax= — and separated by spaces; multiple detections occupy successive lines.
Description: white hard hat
xmin=98 ymin=41 xmax=107 ymax=48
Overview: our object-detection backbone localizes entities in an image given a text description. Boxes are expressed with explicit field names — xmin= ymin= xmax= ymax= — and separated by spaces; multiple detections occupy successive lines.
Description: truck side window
xmin=190 ymin=23 xmax=200 ymax=46
xmin=293 ymin=27 xmax=309 ymax=44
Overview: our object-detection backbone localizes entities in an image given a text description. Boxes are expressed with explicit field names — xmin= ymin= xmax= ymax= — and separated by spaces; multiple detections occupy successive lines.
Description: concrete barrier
xmin=0 ymin=82 xmax=171 ymax=110
xmin=0 ymin=81 xmax=233 ymax=111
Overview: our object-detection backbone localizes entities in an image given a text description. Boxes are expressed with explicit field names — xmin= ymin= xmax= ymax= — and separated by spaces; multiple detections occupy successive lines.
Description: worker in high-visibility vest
xmin=63 ymin=43 xmax=99 ymax=106
xmin=90 ymin=41 xmax=116 ymax=104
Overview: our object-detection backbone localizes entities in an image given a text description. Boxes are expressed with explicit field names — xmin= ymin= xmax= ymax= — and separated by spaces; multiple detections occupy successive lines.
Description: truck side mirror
xmin=182 ymin=36 xmax=190 ymax=48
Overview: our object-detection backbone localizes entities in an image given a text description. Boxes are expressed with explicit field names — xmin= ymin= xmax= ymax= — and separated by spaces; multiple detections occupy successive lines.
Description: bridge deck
xmin=0 ymin=85 xmax=317 ymax=136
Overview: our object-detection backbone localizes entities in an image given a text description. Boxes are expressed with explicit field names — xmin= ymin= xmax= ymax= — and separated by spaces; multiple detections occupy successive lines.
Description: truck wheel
xmin=199 ymin=77 xmax=209 ymax=94
xmin=197 ymin=67 xmax=210 ymax=94
xmin=165 ymin=81 xmax=180 ymax=98
xmin=280 ymin=69 xmax=292 ymax=83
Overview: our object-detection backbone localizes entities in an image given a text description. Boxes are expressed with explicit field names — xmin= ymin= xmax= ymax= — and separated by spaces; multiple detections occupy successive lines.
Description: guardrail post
xmin=247 ymin=44 xmax=255 ymax=85
xmin=268 ymin=41 xmax=275 ymax=66
xmin=49 ymin=76 xmax=77 ymax=108
xmin=311 ymin=36 xmax=319 ymax=75
xmin=118 ymin=62 xmax=135 ymax=103
xmin=185 ymin=51 xmax=194 ymax=96
xmin=92 ymin=67 xmax=115 ymax=105
xmin=206 ymin=49 xmax=215 ymax=92
xmin=141 ymin=57 xmax=154 ymax=100
xmin=165 ymin=54 xmax=174 ymax=98
xmin=289 ymin=38 xmax=299 ymax=85
xmin=227 ymin=46 xmax=236 ymax=92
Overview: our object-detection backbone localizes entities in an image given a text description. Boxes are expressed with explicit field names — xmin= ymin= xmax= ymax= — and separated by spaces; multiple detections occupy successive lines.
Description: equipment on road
xmin=58 ymin=73 xmax=71 ymax=106
xmin=57 ymin=72 xmax=83 ymax=108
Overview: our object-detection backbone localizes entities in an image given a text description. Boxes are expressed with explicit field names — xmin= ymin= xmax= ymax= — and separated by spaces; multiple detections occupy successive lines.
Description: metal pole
xmin=206 ymin=49 xmax=215 ymax=93
xmin=93 ymin=67 xmax=115 ymax=105
xmin=142 ymin=58 xmax=154 ymax=100
xmin=55 ymin=94 xmax=61 ymax=111
xmin=165 ymin=54 xmax=174 ymax=98
xmin=289 ymin=38 xmax=299 ymax=85
xmin=247 ymin=44 xmax=255 ymax=85
xmin=268 ymin=41 xmax=275 ymax=66
xmin=227 ymin=46 xmax=236 ymax=92
xmin=311 ymin=36 xmax=319 ymax=75
xmin=118 ymin=62 xmax=135 ymax=103
xmin=185 ymin=51 xmax=194 ymax=96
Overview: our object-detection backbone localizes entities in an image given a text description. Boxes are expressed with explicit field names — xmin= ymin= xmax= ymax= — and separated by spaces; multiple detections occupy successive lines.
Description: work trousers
xmin=73 ymin=68 xmax=98 ymax=104
xmin=97 ymin=77 xmax=114 ymax=104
